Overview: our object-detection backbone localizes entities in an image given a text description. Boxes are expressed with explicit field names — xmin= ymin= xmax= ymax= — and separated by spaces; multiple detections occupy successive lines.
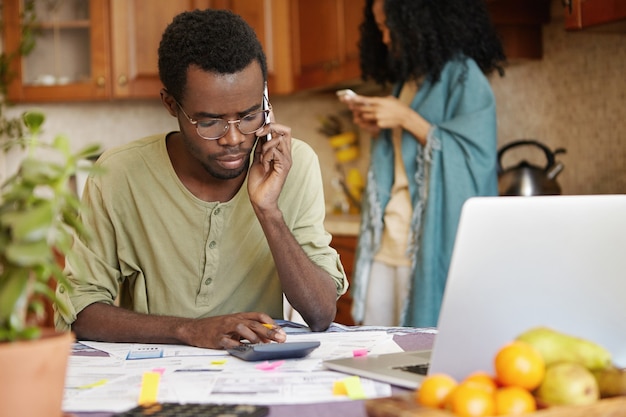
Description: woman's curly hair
xmin=158 ymin=9 xmax=268 ymax=102
xmin=360 ymin=0 xmax=506 ymax=85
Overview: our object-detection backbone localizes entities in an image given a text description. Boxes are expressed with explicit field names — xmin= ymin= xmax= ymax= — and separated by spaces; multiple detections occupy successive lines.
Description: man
xmin=55 ymin=9 xmax=347 ymax=349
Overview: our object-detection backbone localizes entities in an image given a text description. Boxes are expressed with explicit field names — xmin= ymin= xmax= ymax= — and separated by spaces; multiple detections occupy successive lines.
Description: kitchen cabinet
xmin=2 ymin=0 xmax=111 ymax=102
xmin=110 ymin=0 xmax=273 ymax=99
xmin=269 ymin=0 xmax=364 ymax=94
xmin=563 ymin=0 xmax=626 ymax=31
xmin=109 ymin=0 xmax=215 ymax=99
xmin=3 ymin=0 xmax=364 ymax=102
xmin=486 ymin=0 xmax=551 ymax=60
xmin=3 ymin=0 xmax=211 ymax=102
xmin=331 ymin=234 xmax=357 ymax=326
xmin=110 ymin=0 xmax=365 ymax=97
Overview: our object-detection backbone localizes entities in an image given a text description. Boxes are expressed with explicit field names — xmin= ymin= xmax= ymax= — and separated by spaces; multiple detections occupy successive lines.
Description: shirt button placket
xmin=200 ymin=205 xmax=222 ymax=301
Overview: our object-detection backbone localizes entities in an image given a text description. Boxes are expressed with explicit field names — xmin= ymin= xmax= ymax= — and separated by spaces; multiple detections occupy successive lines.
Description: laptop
xmin=323 ymin=195 xmax=626 ymax=389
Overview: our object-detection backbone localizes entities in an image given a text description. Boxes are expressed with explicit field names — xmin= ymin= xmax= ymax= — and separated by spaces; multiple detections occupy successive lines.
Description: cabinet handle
xmin=96 ymin=76 xmax=106 ymax=87
xmin=118 ymin=74 xmax=128 ymax=86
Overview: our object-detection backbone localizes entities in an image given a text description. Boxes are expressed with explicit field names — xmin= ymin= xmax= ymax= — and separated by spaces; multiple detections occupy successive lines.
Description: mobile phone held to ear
xmin=263 ymin=83 xmax=272 ymax=141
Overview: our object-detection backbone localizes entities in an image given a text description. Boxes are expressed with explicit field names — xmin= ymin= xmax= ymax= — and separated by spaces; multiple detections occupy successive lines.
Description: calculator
xmin=114 ymin=403 xmax=269 ymax=417
xmin=227 ymin=341 xmax=320 ymax=361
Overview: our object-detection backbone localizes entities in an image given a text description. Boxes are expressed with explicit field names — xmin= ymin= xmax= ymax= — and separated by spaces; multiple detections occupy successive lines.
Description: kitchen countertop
xmin=324 ymin=213 xmax=361 ymax=236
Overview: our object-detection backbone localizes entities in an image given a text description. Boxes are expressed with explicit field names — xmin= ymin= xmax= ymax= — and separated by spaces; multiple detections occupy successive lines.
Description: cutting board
xmin=365 ymin=394 xmax=626 ymax=417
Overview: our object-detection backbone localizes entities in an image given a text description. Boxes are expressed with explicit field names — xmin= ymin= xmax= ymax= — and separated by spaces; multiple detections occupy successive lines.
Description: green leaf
xmin=20 ymin=158 xmax=63 ymax=184
xmin=19 ymin=326 xmax=41 ymax=340
xmin=1 ymin=202 xmax=54 ymax=242
xmin=75 ymin=144 xmax=102 ymax=160
xmin=0 ymin=269 xmax=29 ymax=320
xmin=5 ymin=239 xmax=51 ymax=267
xmin=22 ymin=110 xmax=45 ymax=133
xmin=52 ymin=134 xmax=71 ymax=156
xmin=28 ymin=299 xmax=45 ymax=321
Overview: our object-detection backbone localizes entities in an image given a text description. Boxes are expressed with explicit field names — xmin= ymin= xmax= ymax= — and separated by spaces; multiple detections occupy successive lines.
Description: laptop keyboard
xmin=394 ymin=363 xmax=430 ymax=375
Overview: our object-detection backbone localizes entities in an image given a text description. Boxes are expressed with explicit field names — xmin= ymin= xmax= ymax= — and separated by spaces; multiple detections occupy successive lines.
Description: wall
xmin=2 ymin=0 xmax=624 ymax=200
xmin=490 ymin=1 xmax=625 ymax=195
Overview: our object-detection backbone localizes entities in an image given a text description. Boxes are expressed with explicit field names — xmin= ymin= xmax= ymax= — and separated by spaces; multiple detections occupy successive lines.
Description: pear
xmin=516 ymin=327 xmax=612 ymax=371
xmin=535 ymin=362 xmax=599 ymax=406
xmin=592 ymin=366 xmax=626 ymax=398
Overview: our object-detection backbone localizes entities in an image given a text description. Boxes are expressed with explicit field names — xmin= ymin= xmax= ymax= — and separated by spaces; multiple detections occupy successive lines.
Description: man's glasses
xmin=176 ymin=101 xmax=270 ymax=140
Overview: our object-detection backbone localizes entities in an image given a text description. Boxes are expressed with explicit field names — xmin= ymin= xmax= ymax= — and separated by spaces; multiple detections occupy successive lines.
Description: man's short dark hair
xmin=158 ymin=9 xmax=268 ymax=101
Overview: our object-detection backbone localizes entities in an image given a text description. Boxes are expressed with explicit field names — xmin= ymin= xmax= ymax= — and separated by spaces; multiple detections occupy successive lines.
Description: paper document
xmin=63 ymin=328 xmax=421 ymax=413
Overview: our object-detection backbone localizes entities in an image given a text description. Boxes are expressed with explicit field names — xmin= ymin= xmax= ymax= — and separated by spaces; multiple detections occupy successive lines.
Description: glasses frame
xmin=175 ymin=100 xmax=271 ymax=141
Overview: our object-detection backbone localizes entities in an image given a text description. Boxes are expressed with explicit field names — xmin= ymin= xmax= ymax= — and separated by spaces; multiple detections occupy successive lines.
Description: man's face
xmin=176 ymin=61 xmax=265 ymax=180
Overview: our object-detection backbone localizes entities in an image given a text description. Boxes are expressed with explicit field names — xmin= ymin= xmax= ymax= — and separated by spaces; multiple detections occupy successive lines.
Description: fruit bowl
xmin=365 ymin=394 xmax=626 ymax=417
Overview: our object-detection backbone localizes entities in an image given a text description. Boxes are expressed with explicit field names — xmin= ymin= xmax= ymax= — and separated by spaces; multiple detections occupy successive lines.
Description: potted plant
xmin=0 ymin=109 xmax=100 ymax=417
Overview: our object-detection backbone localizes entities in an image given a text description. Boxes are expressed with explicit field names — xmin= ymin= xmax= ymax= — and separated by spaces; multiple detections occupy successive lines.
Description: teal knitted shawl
xmin=351 ymin=57 xmax=499 ymax=327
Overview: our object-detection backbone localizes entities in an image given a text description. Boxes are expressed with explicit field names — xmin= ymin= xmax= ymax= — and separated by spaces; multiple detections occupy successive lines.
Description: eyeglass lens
xmin=196 ymin=110 xmax=269 ymax=140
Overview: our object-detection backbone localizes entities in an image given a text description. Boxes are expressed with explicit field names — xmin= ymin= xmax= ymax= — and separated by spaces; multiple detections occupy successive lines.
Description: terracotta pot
xmin=0 ymin=330 xmax=74 ymax=417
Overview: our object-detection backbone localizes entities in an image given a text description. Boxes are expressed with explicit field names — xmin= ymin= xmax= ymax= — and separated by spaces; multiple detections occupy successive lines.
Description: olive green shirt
xmin=55 ymin=134 xmax=347 ymax=330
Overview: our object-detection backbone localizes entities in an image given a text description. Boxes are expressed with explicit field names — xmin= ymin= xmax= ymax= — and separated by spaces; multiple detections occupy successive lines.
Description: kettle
xmin=497 ymin=140 xmax=566 ymax=196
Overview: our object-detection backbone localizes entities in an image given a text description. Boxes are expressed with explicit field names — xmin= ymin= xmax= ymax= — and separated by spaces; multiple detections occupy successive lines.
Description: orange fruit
xmin=494 ymin=386 xmax=537 ymax=415
xmin=416 ymin=373 xmax=458 ymax=409
xmin=446 ymin=381 xmax=496 ymax=417
xmin=494 ymin=340 xmax=545 ymax=390
xmin=463 ymin=371 xmax=498 ymax=394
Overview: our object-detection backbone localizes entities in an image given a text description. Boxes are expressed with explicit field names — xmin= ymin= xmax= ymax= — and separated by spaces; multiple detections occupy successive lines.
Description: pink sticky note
xmin=353 ymin=349 xmax=368 ymax=357
xmin=255 ymin=360 xmax=285 ymax=371
xmin=151 ymin=368 xmax=166 ymax=375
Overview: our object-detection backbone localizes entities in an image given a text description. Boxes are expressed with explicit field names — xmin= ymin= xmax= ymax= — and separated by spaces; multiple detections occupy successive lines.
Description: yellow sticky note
xmin=332 ymin=380 xmax=348 ymax=396
xmin=78 ymin=379 xmax=108 ymax=389
xmin=138 ymin=371 xmax=161 ymax=405
xmin=342 ymin=376 xmax=366 ymax=400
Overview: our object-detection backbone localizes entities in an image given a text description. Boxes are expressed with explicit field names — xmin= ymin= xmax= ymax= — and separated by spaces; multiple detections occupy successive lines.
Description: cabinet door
xmin=224 ymin=0 xmax=268 ymax=53
xmin=331 ymin=234 xmax=357 ymax=326
xmin=2 ymin=0 xmax=111 ymax=102
xmin=110 ymin=0 xmax=203 ymax=99
xmin=109 ymin=0 xmax=266 ymax=99
xmin=293 ymin=0 xmax=363 ymax=92
xmin=564 ymin=0 xmax=626 ymax=30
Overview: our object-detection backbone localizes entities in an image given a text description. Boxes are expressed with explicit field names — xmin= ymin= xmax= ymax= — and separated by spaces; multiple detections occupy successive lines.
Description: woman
xmin=342 ymin=0 xmax=506 ymax=327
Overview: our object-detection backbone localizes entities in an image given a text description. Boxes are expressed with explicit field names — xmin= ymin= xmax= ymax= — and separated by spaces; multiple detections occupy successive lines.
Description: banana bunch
xmin=515 ymin=327 xmax=625 ymax=406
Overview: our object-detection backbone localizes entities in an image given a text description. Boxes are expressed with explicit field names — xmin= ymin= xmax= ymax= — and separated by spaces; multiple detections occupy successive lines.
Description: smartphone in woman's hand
xmin=336 ymin=89 xmax=357 ymax=101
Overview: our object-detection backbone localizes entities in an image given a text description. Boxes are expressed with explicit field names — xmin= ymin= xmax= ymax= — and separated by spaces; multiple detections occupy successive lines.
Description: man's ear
xmin=160 ymin=88 xmax=177 ymax=117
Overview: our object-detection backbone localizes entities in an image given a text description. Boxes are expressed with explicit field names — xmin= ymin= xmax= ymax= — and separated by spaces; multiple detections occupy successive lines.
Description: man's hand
xmin=179 ymin=312 xmax=287 ymax=349
xmin=72 ymin=303 xmax=286 ymax=350
xmin=247 ymin=122 xmax=292 ymax=213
